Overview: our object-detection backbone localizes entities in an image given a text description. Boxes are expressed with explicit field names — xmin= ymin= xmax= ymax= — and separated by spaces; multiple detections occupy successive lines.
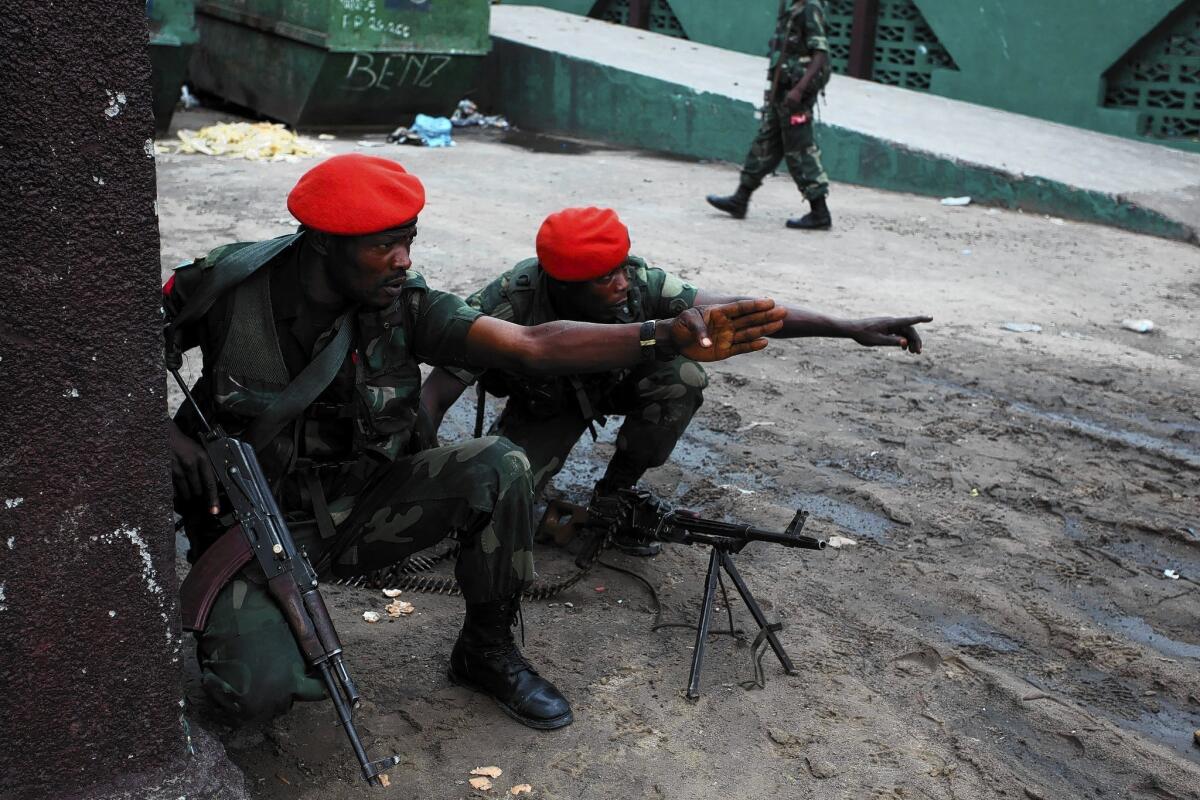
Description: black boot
xmin=588 ymin=484 xmax=661 ymax=557
xmin=785 ymin=196 xmax=832 ymax=230
xmin=448 ymin=599 xmax=573 ymax=730
xmin=706 ymin=185 xmax=753 ymax=219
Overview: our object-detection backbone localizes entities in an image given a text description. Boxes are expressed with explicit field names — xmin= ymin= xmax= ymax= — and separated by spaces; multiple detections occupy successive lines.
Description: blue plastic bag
xmin=412 ymin=114 xmax=454 ymax=148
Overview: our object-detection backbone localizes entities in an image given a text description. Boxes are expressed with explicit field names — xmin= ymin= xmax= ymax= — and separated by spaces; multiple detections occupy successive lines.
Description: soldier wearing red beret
xmin=164 ymin=156 xmax=788 ymax=732
xmin=421 ymin=207 xmax=931 ymax=553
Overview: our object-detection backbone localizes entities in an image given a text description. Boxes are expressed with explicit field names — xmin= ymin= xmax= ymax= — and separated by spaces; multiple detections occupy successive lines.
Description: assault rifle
xmin=602 ymin=489 xmax=825 ymax=699
xmin=170 ymin=368 xmax=401 ymax=787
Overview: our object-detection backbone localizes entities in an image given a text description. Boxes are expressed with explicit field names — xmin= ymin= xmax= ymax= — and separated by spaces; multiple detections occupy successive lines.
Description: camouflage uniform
xmin=166 ymin=235 xmax=536 ymax=723
xmin=447 ymin=257 xmax=705 ymax=496
xmin=740 ymin=0 xmax=832 ymax=200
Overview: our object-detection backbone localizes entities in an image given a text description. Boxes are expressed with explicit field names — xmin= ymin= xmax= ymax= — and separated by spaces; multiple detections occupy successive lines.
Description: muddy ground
xmin=158 ymin=108 xmax=1200 ymax=799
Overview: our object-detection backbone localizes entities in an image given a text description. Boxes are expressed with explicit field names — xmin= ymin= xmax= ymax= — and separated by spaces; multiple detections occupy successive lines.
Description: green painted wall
xmin=918 ymin=0 xmax=1183 ymax=143
xmin=668 ymin=0 xmax=775 ymax=54
xmin=488 ymin=37 xmax=1197 ymax=243
xmin=507 ymin=0 xmax=1199 ymax=152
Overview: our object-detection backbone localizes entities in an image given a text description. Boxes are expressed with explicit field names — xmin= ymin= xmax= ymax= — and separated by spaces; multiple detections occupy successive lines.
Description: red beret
xmin=536 ymin=207 xmax=630 ymax=282
xmin=287 ymin=153 xmax=425 ymax=235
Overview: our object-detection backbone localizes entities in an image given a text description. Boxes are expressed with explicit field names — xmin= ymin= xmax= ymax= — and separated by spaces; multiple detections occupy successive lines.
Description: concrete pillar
xmin=0 ymin=3 xmax=244 ymax=798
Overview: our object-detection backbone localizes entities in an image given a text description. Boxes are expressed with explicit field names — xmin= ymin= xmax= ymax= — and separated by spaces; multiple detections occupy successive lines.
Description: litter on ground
xmin=451 ymin=98 xmax=511 ymax=129
xmin=386 ymin=600 xmax=415 ymax=617
xmin=170 ymin=122 xmax=326 ymax=161
xmin=1121 ymin=319 xmax=1154 ymax=333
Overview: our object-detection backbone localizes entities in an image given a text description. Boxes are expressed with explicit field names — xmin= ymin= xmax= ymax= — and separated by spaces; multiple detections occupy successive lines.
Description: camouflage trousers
xmin=192 ymin=435 xmax=535 ymax=724
xmin=493 ymin=356 xmax=708 ymax=496
xmin=739 ymin=101 xmax=829 ymax=201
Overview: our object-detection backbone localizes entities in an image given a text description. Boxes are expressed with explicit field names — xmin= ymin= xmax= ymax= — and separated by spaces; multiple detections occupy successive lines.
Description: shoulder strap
xmin=504 ymin=259 xmax=542 ymax=324
xmin=167 ymin=232 xmax=303 ymax=347
xmin=244 ymin=307 xmax=356 ymax=451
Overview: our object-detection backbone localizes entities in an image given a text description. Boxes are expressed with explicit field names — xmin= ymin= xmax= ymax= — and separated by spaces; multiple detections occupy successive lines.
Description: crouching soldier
xmin=420 ymin=207 xmax=931 ymax=554
xmin=165 ymin=156 xmax=787 ymax=730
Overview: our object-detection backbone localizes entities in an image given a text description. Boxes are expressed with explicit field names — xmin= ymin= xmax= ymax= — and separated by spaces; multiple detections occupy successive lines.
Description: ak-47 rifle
xmin=169 ymin=368 xmax=401 ymax=787
xmin=601 ymin=489 xmax=825 ymax=699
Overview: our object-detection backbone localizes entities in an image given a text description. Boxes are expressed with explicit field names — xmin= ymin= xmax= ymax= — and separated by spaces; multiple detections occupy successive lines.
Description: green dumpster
xmin=148 ymin=0 xmax=199 ymax=133
xmin=189 ymin=0 xmax=491 ymax=129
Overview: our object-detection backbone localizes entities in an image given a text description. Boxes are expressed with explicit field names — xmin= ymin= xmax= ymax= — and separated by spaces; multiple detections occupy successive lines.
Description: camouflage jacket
xmin=164 ymin=235 xmax=482 ymax=485
xmin=768 ymin=0 xmax=831 ymax=100
xmin=449 ymin=256 xmax=698 ymax=418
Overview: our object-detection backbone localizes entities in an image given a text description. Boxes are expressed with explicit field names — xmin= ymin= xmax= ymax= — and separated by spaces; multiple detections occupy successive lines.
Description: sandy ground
xmin=158 ymin=108 xmax=1200 ymax=800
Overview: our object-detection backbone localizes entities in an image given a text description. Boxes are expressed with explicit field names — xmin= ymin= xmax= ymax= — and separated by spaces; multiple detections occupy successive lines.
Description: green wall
xmin=506 ymin=0 xmax=1199 ymax=152
xmin=918 ymin=0 xmax=1183 ymax=143
xmin=488 ymin=37 xmax=1196 ymax=243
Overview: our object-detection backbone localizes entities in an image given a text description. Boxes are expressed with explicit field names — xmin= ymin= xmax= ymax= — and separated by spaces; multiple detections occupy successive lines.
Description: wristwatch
xmin=639 ymin=319 xmax=678 ymax=362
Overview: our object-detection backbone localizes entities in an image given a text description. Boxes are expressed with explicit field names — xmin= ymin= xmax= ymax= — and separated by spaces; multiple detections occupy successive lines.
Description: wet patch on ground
xmin=939 ymin=618 xmax=1022 ymax=653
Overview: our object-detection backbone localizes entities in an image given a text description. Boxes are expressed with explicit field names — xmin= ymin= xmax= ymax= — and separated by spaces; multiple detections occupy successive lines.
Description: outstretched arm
xmin=693 ymin=290 xmax=931 ymax=354
xmin=464 ymin=299 xmax=786 ymax=375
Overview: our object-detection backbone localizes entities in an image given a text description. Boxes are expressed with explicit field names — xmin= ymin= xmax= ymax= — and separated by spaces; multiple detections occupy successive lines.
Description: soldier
xmin=420 ymin=207 xmax=930 ymax=554
xmin=165 ymin=155 xmax=786 ymax=731
xmin=707 ymin=0 xmax=834 ymax=230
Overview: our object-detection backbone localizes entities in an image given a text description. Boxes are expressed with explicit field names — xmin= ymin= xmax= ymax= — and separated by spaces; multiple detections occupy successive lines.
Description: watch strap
xmin=639 ymin=319 xmax=658 ymax=362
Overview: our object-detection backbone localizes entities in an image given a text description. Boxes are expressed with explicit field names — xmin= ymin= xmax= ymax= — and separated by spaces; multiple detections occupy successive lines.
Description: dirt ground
xmin=158 ymin=108 xmax=1200 ymax=800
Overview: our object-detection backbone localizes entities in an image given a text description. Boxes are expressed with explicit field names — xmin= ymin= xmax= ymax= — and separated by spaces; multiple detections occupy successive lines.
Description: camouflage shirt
xmin=449 ymin=256 xmax=699 ymax=418
xmin=769 ymin=0 xmax=831 ymax=97
xmin=164 ymin=237 xmax=482 ymax=481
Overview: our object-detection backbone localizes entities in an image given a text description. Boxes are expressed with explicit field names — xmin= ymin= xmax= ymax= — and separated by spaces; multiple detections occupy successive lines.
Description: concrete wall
xmin=919 ymin=0 xmax=1185 ymax=142
xmin=488 ymin=35 xmax=1197 ymax=243
xmin=505 ymin=0 xmax=1199 ymax=152
xmin=0 ymin=3 xmax=242 ymax=798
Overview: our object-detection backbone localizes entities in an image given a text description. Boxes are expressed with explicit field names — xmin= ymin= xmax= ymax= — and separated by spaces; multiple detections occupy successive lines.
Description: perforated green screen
xmin=591 ymin=0 xmax=687 ymax=39
xmin=1104 ymin=3 xmax=1200 ymax=141
xmin=824 ymin=0 xmax=957 ymax=90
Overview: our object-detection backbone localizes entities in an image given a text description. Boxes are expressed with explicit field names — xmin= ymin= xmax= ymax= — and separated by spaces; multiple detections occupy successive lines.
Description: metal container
xmin=189 ymin=0 xmax=491 ymax=129
xmin=148 ymin=0 xmax=199 ymax=132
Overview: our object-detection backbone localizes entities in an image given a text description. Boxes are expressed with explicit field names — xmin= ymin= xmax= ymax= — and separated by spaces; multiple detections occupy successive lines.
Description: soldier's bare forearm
xmin=464 ymin=315 xmax=646 ymax=375
xmin=464 ymin=301 xmax=783 ymax=375
xmin=467 ymin=317 xmax=650 ymax=376
xmin=693 ymin=291 xmax=849 ymax=339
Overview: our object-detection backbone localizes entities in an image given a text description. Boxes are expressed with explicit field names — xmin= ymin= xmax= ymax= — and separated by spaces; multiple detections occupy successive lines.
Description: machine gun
xmin=602 ymin=488 xmax=825 ymax=699
xmin=169 ymin=368 xmax=401 ymax=787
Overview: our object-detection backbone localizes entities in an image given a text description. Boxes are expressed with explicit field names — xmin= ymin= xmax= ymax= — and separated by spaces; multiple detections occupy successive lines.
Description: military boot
xmin=705 ymin=185 xmax=753 ymax=219
xmin=588 ymin=484 xmax=661 ymax=557
xmin=785 ymin=196 xmax=832 ymax=230
xmin=448 ymin=599 xmax=574 ymax=730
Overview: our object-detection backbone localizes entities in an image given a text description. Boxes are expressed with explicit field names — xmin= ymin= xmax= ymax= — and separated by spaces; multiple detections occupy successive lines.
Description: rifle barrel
xmin=667 ymin=515 xmax=826 ymax=550
xmin=743 ymin=527 xmax=826 ymax=550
